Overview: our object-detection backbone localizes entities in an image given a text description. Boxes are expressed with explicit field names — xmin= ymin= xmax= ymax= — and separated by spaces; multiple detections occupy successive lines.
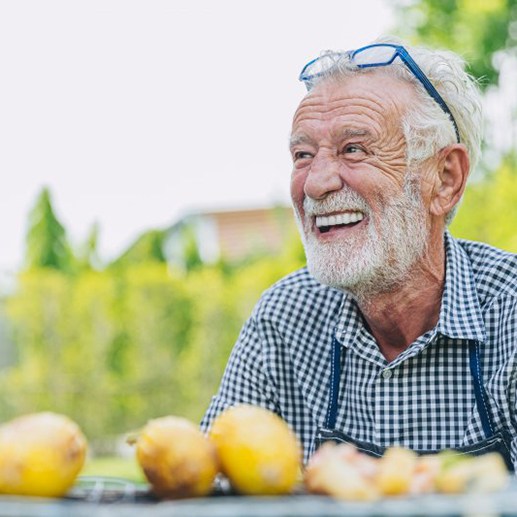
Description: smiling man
xmin=201 ymin=37 xmax=517 ymax=470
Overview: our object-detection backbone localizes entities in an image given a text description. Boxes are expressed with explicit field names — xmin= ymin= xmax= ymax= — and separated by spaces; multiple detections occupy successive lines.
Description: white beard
xmin=294 ymin=174 xmax=429 ymax=301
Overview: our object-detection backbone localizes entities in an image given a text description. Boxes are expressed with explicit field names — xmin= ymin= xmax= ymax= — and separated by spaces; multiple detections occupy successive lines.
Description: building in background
xmin=164 ymin=205 xmax=297 ymax=268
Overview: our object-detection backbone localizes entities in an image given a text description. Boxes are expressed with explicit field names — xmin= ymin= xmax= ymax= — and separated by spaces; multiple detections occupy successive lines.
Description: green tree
xmin=2 ymin=270 xmax=118 ymax=442
xmin=113 ymin=263 xmax=194 ymax=428
xmin=25 ymin=188 xmax=74 ymax=272
xmin=392 ymin=0 xmax=517 ymax=249
xmin=109 ymin=230 xmax=167 ymax=269
xmin=3 ymin=206 xmax=305 ymax=451
xmin=181 ymin=225 xmax=204 ymax=272
xmin=393 ymin=0 xmax=517 ymax=89
xmin=450 ymin=153 xmax=517 ymax=251
xmin=77 ymin=222 xmax=101 ymax=271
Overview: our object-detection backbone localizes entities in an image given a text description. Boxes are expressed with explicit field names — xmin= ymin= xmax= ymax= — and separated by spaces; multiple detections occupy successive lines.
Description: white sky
xmin=0 ymin=0 xmax=395 ymax=273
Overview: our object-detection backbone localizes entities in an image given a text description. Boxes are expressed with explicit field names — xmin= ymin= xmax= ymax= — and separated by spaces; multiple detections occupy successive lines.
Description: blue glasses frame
xmin=299 ymin=43 xmax=460 ymax=143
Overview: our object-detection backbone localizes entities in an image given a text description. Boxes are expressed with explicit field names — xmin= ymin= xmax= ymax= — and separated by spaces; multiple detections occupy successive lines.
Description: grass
xmin=80 ymin=456 xmax=146 ymax=483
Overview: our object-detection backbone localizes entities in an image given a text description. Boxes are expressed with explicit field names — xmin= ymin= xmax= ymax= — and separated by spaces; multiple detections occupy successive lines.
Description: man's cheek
xmin=290 ymin=178 xmax=306 ymax=211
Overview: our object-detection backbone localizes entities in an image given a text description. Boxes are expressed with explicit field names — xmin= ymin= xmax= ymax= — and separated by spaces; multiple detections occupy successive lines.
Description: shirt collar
xmin=435 ymin=231 xmax=486 ymax=343
xmin=335 ymin=231 xmax=486 ymax=345
xmin=334 ymin=293 xmax=363 ymax=345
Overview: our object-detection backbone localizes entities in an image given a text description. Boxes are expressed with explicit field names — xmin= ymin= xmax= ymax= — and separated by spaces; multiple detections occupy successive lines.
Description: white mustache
xmin=303 ymin=188 xmax=371 ymax=217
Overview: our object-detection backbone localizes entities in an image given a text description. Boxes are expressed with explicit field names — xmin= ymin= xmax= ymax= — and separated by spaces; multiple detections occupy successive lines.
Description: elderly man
xmin=201 ymin=37 xmax=517 ymax=470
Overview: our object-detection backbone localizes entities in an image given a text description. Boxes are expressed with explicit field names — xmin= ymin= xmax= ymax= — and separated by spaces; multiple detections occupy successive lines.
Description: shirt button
xmin=382 ymin=369 xmax=392 ymax=379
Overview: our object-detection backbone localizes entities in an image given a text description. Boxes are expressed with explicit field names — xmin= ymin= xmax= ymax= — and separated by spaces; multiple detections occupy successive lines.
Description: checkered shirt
xmin=201 ymin=232 xmax=517 ymax=466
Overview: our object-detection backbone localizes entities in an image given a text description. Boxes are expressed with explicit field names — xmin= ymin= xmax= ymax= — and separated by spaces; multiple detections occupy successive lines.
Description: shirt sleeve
xmin=200 ymin=315 xmax=279 ymax=432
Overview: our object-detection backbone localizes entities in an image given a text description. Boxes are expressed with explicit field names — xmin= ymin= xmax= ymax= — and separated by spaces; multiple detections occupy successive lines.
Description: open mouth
xmin=315 ymin=211 xmax=364 ymax=234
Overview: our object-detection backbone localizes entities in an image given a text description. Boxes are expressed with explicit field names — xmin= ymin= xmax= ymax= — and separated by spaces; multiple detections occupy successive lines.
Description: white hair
xmin=305 ymin=36 xmax=484 ymax=224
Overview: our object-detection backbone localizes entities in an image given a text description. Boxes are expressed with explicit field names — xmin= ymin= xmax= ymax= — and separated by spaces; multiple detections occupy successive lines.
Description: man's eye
xmin=343 ymin=144 xmax=364 ymax=153
xmin=294 ymin=151 xmax=313 ymax=161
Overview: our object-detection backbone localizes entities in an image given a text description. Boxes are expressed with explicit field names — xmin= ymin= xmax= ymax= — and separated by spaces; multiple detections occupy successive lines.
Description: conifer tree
xmin=25 ymin=187 xmax=74 ymax=271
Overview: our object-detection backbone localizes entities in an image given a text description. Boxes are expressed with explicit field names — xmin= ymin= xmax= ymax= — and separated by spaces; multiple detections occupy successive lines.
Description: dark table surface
xmin=0 ymin=476 xmax=516 ymax=517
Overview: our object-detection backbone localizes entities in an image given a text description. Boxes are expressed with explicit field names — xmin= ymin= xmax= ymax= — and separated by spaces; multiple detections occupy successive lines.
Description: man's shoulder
xmin=266 ymin=266 xmax=343 ymax=295
xmin=252 ymin=267 xmax=343 ymax=318
xmin=456 ymin=237 xmax=517 ymax=299
xmin=269 ymin=267 xmax=321 ymax=290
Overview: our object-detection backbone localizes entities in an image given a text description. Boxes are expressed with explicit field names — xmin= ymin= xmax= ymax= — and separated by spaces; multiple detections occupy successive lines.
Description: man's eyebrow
xmin=289 ymin=134 xmax=313 ymax=149
xmin=289 ymin=129 xmax=372 ymax=149
xmin=341 ymin=128 xmax=371 ymax=139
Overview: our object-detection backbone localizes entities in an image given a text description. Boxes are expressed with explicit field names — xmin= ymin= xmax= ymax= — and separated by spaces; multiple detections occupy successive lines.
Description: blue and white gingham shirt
xmin=201 ymin=232 xmax=517 ymax=466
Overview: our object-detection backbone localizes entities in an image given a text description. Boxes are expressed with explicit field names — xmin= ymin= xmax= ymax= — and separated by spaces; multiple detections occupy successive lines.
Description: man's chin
xmin=305 ymin=240 xmax=410 ymax=298
xmin=308 ymin=263 xmax=406 ymax=304
xmin=306 ymin=256 xmax=373 ymax=291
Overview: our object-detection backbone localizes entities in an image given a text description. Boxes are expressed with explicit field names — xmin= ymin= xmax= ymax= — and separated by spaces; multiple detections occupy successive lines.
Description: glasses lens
xmin=352 ymin=45 xmax=398 ymax=67
xmin=301 ymin=52 xmax=344 ymax=81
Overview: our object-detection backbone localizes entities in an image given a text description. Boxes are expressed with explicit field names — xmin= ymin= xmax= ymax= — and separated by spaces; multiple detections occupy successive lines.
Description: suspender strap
xmin=325 ymin=336 xmax=342 ymax=429
xmin=468 ymin=340 xmax=494 ymax=438
xmin=324 ymin=337 xmax=494 ymax=440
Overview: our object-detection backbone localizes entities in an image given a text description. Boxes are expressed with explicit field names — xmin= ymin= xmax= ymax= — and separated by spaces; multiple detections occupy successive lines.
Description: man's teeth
xmin=315 ymin=212 xmax=364 ymax=229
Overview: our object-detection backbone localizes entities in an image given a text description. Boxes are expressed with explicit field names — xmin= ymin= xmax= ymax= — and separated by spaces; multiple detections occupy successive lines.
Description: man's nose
xmin=303 ymin=154 xmax=343 ymax=200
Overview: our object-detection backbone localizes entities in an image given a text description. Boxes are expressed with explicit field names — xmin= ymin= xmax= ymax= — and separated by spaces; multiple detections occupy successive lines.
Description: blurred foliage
xmin=77 ymin=222 xmax=101 ymax=271
xmin=81 ymin=456 xmax=145 ymax=483
xmin=109 ymin=230 xmax=167 ymax=269
xmin=181 ymin=225 xmax=204 ymax=272
xmin=25 ymin=188 xmax=75 ymax=272
xmin=0 ymin=197 xmax=305 ymax=451
xmin=450 ymin=153 xmax=517 ymax=251
xmin=392 ymin=0 xmax=517 ymax=88
xmin=391 ymin=0 xmax=517 ymax=250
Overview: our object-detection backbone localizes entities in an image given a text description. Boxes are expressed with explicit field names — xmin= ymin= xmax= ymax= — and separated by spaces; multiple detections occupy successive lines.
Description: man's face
xmin=290 ymin=74 xmax=431 ymax=297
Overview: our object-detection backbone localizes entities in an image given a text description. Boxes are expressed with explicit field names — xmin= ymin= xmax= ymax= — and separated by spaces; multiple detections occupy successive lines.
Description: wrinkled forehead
xmin=292 ymin=71 xmax=417 ymax=130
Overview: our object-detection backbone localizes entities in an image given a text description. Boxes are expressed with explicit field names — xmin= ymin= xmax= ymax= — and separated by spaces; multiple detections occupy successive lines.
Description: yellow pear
xmin=136 ymin=416 xmax=218 ymax=499
xmin=0 ymin=412 xmax=87 ymax=498
xmin=304 ymin=443 xmax=379 ymax=501
xmin=209 ymin=404 xmax=301 ymax=495
xmin=376 ymin=446 xmax=418 ymax=496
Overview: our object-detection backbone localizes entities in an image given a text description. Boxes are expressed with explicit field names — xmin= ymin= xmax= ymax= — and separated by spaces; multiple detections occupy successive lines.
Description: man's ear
xmin=430 ymin=144 xmax=470 ymax=218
